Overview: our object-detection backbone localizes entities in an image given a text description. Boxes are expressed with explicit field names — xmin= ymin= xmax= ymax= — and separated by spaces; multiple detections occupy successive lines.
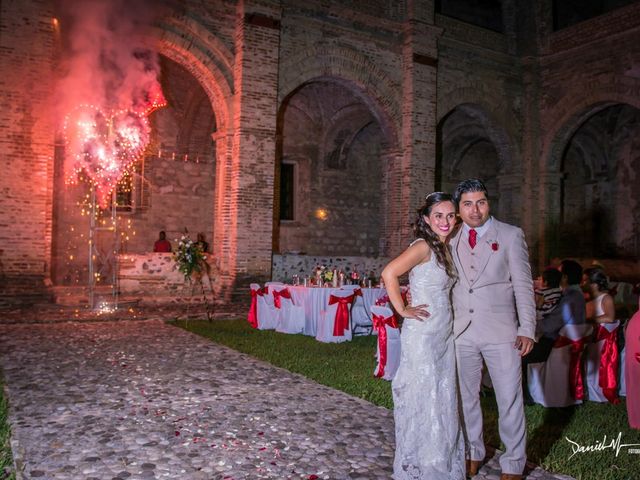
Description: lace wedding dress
xmin=392 ymin=247 xmax=465 ymax=479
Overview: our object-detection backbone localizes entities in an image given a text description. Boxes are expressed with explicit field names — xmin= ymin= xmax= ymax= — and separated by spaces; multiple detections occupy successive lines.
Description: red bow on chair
xmin=329 ymin=293 xmax=354 ymax=336
xmin=553 ymin=335 xmax=590 ymax=400
xmin=375 ymin=294 xmax=389 ymax=306
xmin=273 ymin=288 xmax=292 ymax=309
xmin=373 ymin=313 xmax=399 ymax=378
xmin=247 ymin=288 xmax=264 ymax=328
xmin=595 ymin=324 xmax=620 ymax=404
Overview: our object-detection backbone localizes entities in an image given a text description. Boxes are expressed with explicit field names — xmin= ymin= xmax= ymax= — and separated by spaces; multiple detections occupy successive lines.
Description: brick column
xmin=537 ymin=172 xmax=564 ymax=268
xmin=0 ymin=2 xmax=56 ymax=303
xmin=386 ymin=1 xmax=441 ymax=256
xmin=217 ymin=0 xmax=281 ymax=301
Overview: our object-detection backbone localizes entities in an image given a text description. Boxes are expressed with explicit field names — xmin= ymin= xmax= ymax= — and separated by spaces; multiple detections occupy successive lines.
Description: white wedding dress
xmin=392 ymin=246 xmax=465 ymax=479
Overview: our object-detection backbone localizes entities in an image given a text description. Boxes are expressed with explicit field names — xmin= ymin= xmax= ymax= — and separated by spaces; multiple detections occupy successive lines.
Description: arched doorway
xmin=436 ymin=104 xmax=515 ymax=222
xmin=557 ymin=103 xmax=640 ymax=258
xmin=51 ymin=54 xmax=218 ymax=285
xmin=275 ymin=79 xmax=390 ymax=257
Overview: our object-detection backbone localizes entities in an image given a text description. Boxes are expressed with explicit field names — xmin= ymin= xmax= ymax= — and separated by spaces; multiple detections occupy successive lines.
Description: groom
xmin=451 ymin=179 xmax=536 ymax=480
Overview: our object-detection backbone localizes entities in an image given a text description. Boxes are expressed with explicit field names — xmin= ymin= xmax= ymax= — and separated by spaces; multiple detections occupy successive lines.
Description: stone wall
xmin=0 ymin=1 xmax=56 ymax=302
xmin=271 ymin=254 xmax=390 ymax=285
xmin=117 ymin=253 xmax=215 ymax=302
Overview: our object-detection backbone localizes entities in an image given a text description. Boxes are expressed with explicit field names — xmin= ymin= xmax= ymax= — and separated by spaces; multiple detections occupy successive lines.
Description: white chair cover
xmin=371 ymin=305 xmax=401 ymax=380
xmin=341 ymin=285 xmax=372 ymax=335
xmin=315 ymin=289 xmax=354 ymax=343
xmin=585 ymin=321 xmax=620 ymax=402
xmin=619 ymin=346 xmax=627 ymax=397
xmin=273 ymin=286 xmax=305 ymax=335
xmin=528 ymin=323 xmax=593 ymax=407
xmin=252 ymin=283 xmax=278 ymax=330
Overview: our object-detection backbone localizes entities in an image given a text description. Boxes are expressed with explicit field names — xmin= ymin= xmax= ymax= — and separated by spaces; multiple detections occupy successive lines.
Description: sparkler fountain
xmin=63 ymin=94 xmax=166 ymax=308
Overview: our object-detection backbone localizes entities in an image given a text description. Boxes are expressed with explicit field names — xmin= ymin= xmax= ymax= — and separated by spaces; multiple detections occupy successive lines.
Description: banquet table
xmin=287 ymin=285 xmax=387 ymax=337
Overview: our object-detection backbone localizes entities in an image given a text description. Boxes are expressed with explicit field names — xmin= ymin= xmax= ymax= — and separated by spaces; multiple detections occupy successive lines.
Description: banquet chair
xmin=273 ymin=285 xmax=305 ymax=335
xmin=340 ymin=285 xmax=372 ymax=335
xmin=247 ymin=283 xmax=261 ymax=328
xmin=371 ymin=305 xmax=401 ymax=380
xmin=619 ymin=346 xmax=627 ymax=397
xmin=315 ymin=289 xmax=354 ymax=343
xmin=373 ymin=286 xmax=408 ymax=327
xmin=264 ymin=281 xmax=285 ymax=294
xmin=585 ymin=321 xmax=621 ymax=403
xmin=527 ymin=323 xmax=593 ymax=407
xmin=251 ymin=283 xmax=278 ymax=330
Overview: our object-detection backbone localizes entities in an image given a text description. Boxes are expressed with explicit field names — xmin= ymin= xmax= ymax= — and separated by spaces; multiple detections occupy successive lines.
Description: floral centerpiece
xmin=313 ymin=264 xmax=334 ymax=285
xmin=173 ymin=234 xmax=207 ymax=281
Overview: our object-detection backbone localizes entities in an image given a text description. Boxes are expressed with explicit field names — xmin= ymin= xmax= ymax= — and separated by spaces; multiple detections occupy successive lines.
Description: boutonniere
xmin=491 ymin=242 xmax=499 ymax=251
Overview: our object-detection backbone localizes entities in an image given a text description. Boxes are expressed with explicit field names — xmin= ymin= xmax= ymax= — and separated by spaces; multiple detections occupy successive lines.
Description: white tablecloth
xmin=287 ymin=286 xmax=387 ymax=336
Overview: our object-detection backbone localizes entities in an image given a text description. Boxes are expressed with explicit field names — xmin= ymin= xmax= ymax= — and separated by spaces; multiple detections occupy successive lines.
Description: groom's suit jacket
xmin=451 ymin=218 xmax=536 ymax=344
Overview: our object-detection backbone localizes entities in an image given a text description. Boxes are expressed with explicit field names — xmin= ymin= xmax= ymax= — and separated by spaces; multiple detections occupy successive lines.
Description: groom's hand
xmin=514 ymin=336 xmax=534 ymax=356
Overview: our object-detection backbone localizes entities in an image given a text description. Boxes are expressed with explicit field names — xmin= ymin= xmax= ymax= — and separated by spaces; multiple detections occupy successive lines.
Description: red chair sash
xmin=272 ymin=288 xmax=292 ymax=309
xmin=247 ymin=288 xmax=262 ymax=328
xmin=553 ymin=335 xmax=590 ymax=400
xmin=329 ymin=293 xmax=354 ymax=336
xmin=375 ymin=294 xmax=389 ymax=306
xmin=595 ymin=324 xmax=620 ymax=403
xmin=373 ymin=313 xmax=399 ymax=378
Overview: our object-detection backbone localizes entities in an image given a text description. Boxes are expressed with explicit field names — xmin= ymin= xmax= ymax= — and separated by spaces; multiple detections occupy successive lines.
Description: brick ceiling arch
xmin=278 ymin=46 xmax=400 ymax=151
xmin=438 ymin=101 xmax=514 ymax=173
xmin=152 ymin=17 xmax=233 ymax=135
xmin=542 ymin=78 xmax=640 ymax=173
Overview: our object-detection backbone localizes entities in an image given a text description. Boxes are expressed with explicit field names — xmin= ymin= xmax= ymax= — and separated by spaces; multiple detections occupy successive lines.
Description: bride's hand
xmin=400 ymin=304 xmax=430 ymax=321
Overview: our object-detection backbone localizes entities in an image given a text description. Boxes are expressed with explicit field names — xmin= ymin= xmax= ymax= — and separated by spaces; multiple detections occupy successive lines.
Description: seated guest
xmin=535 ymin=268 xmax=563 ymax=320
xmin=196 ymin=232 xmax=209 ymax=253
xmin=153 ymin=230 xmax=172 ymax=253
xmin=584 ymin=268 xmax=615 ymax=324
xmin=522 ymin=259 xmax=586 ymax=404
xmin=626 ymin=297 xmax=640 ymax=429
xmin=534 ymin=267 xmax=563 ymax=341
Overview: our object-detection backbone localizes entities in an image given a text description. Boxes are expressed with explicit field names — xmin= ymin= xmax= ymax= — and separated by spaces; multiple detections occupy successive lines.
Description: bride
xmin=381 ymin=192 xmax=465 ymax=480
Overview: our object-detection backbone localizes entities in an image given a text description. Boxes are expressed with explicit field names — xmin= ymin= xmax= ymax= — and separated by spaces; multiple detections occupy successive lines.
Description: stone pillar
xmin=496 ymin=173 xmax=523 ymax=227
xmin=380 ymin=148 xmax=403 ymax=257
xmin=0 ymin=2 xmax=56 ymax=303
xmin=535 ymin=172 xmax=563 ymax=271
xmin=219 ymin=0 xmax=281 ymax=301
xmin=387 ymin=0 xmax=441 ymax=256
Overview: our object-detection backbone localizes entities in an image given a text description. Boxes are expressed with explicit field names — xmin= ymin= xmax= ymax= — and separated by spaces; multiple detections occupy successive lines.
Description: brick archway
xmin=155 ymin=16 xmax=234 ymax=134
xmin=438 ymin=90 xmax=517 ymax=173
xmin=537 ymin=78 xmax=640 ymax=265
xmin=278 ymin=46 xmax=400 ymax=151
xmin=542 ymin=81 xmax=640 ymax=173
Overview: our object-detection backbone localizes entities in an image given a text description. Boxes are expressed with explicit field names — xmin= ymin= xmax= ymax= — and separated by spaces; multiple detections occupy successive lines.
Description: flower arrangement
xmin=322 ymin=269 xmax=334 ymax=283
xmin=313 ymin=265 xmax=334 ymax=284
xmin=173 ymin=234 xmax=207 ymax=280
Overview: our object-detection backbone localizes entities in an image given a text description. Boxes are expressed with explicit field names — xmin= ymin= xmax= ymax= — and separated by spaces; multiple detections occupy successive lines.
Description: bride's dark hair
xmin=414 ymin=192 xmax=457 ymax=278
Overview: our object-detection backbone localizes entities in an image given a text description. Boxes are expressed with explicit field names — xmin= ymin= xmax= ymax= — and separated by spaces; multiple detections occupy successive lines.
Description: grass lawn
xmin=174 ymin=318 xmax=640 ymax=480
xmin=0 ymin=376 xmax=15 ymax=480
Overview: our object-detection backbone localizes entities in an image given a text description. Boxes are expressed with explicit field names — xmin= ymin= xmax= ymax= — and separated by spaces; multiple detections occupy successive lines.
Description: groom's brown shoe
xmin=500 ymin=474 xmax=522 ymax=480
xmin=465 ymin=459 xmax=482 ymax=477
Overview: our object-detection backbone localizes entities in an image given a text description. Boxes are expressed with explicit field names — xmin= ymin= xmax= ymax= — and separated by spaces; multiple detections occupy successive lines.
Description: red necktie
xmin=469 ymin=229 xmax=477 ymax=249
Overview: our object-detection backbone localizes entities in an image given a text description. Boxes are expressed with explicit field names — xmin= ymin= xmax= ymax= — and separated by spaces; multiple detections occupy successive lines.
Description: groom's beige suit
xmin=451 ymin=217 xmax=536 ymax=474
